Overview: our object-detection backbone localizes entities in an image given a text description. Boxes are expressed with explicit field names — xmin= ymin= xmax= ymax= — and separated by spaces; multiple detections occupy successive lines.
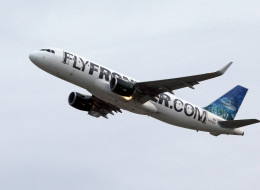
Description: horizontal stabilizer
xmin=219 ymin=119 xmax=260 ymax=128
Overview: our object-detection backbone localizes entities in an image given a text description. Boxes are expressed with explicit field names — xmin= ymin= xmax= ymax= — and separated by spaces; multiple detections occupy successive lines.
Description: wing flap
xmin=88 ymin=96 xmax=122 ymax=118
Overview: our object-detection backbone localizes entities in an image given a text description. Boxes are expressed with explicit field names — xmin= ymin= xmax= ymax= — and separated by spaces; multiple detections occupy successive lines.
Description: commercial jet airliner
xmin=29 ymin=48 xmax=259 ymax=136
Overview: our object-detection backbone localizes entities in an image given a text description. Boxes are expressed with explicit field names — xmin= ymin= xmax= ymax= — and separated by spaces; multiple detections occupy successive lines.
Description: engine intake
xmin=68 ymin=92 xmax=93 ymax=111
xmin=109 ymin=77 xmax=135 ymax=97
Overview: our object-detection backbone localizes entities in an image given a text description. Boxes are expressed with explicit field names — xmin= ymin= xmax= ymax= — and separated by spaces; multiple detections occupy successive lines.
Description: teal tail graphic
xmin=204 ymin=85 xmax=248 ymax=120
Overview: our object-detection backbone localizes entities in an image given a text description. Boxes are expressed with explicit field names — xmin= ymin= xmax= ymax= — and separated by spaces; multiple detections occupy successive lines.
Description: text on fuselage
xmin=153 ymin=93 xmax=207 ymax=123
xmin=63 ymin=51 xmax=135 ymax=83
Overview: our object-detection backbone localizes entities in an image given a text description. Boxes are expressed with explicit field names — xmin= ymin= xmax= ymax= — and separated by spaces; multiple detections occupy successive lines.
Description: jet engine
xmin=68 ymin=92 xmax=93 ymax=111
xmin=109 ymin=77 xmax=135 ymax=97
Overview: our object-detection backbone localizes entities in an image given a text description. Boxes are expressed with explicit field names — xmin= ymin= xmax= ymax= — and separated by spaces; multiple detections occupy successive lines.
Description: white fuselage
xmin=29 ymin=48 xmax=244 ymax=136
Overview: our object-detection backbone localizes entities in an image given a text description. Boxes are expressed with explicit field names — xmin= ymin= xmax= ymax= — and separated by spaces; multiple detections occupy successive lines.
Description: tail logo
xmin=204 ymin=85 xmax=248 ymax=120
xmin=220 ymin=97 xmax=238 ymax=111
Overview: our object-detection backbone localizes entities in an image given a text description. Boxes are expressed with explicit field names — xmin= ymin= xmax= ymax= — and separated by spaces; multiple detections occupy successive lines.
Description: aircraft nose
xmin=29 ymin=51 xmax=39 ymax=64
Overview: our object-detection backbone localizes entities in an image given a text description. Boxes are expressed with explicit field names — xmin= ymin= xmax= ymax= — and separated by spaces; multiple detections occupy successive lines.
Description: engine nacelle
xmin=109 ymin=77 xmax=135 ymax=97
xmin=68 ymin=92 xmax=93 ymax=111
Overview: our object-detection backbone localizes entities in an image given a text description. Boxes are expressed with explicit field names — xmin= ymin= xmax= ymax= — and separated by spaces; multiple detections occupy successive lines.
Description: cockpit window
xmin=40 ymin=49 xmax=55 ymax=54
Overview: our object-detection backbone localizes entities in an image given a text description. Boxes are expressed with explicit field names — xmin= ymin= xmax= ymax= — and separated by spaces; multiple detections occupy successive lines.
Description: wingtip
xmin=219 ymin=62 xmax=233 ymax=75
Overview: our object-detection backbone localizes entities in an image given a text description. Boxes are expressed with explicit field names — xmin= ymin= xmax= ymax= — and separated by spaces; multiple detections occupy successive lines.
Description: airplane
xmin=29 ymin=48 xmax=259 ymax=136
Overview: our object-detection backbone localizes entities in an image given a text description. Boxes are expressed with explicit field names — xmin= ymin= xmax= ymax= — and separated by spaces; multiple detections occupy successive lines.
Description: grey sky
xmin=0 ymin=0 xmax=260 ymax=189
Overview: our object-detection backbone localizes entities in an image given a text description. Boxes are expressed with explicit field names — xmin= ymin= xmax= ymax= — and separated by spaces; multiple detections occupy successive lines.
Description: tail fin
xmin=204 ymin=85 xmax=248 ymax=120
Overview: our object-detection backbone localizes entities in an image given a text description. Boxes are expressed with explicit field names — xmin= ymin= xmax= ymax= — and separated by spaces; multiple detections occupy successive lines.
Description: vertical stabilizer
xmin=204 ymin=85 xmax=248 ymax=120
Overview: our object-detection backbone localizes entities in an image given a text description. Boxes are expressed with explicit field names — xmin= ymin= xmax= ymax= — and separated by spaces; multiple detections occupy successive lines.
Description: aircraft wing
xmin=89 ymin=96 xmax=122 ymax=119
xmin=135 ymin=62 xmax=232 ymax=102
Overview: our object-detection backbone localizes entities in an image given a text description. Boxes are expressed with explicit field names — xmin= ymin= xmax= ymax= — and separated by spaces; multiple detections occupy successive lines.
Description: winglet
xmin=218 ymin=62 xmax=233 ymax=75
